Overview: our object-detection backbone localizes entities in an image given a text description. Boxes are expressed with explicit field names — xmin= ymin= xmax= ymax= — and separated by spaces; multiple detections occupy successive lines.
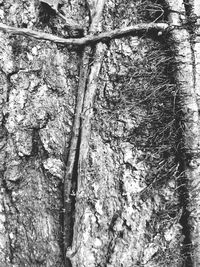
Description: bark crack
xmin=165 ymin=1 xmax=200 ymax=265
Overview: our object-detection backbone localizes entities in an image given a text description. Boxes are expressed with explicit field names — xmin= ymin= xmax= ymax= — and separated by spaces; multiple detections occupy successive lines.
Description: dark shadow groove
xmin=175 ymin=105 xmax=193 ymax=267
xmin=62 ymin=130 xmax=81 ymax=267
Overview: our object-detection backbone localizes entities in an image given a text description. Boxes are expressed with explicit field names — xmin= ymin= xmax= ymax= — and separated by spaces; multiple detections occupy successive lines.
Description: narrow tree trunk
xmin=167 ymin=0 xmax=200 ymax=265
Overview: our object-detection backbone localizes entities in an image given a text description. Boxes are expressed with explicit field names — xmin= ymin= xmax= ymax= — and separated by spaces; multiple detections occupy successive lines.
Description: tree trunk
xmin=1 ymin=0 xmax=200 ymax=267
xmin=167 ymin=0 xmax=200 ymax=266
xmin=0 ymin=1 xmax=82 ymax=265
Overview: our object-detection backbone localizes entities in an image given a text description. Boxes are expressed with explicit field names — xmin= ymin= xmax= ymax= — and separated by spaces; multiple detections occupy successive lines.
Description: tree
xmin=0 ymin=0 xmax=200 ymax=266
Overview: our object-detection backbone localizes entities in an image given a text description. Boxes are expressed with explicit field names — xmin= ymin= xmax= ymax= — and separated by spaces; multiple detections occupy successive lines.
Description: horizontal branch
xmin=0 ymin=22 xmax=169 ymax=46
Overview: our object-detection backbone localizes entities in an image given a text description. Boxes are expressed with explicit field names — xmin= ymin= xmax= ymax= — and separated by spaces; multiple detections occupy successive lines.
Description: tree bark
xmin=167 ymin=0 xmax=200 ymax=266
xmin=63 ymin=2 xmax=106 ymax=265
xmin=1 ymin=0 xmax=200 ymax=266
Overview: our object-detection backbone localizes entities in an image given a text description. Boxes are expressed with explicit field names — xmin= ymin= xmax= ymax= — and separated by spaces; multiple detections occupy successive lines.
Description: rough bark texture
xmin=69 ymin=1 xmax=182 ymax=266
xmin=167 ymin=0 xmax=200 ymax=266
xmin=0 ymin=1 xmax=81 ymax=265
xmin=64 ymin=3 xmax=106 ymax=266
xmin=1 ymin=0 xmax=200 ymax=267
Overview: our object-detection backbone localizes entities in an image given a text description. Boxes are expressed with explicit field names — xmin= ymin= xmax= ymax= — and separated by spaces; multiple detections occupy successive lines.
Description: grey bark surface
xmin=0 ymin=0 xmax=200 ymax=267
xmin=167 ymin=1 xmax=200 ymax=266
xmin=0 ymin=1 xmax=80 ymax=266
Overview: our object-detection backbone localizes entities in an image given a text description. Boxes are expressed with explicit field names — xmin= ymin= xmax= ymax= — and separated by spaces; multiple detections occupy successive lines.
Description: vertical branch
xmin=78 ymin=43 xmax=106 ymax=181
xmin=89 ymin=0 xmax=106 ymax=33
xmin=63 ymin=0 xmax=106 ymax=264
xmin=77 ymin=0 xmax=107 ymax=185
xmin=63 ymin=46 xmax=91 ymax=255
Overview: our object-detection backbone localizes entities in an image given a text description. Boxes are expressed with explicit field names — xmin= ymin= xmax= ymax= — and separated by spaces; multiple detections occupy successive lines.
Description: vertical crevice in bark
xmin=2 ymin=185 xmax=17 ymax=265
xmin=2 ymin=186 xmax=13 ymax=264
xmin=176 ymin=3 xmax=197 ymax=265
xmin=63 ymin=128 xmax=82 ymax=267
xmin=0 ymin=71 xmax=14 ymax=265
xmin=165 ymin=1 xmax=200 ymax=266
xmin=175 ymin=107 xmax=193 ymax=266
xmin=173 ymin=33 xmax=199 ymax=267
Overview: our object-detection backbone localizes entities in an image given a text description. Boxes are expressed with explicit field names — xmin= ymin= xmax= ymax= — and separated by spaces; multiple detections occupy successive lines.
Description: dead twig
xmin=63 ymin=0 xmax=106 ymax=261
xmin=0 ymin=22 xmax=169 ymax=46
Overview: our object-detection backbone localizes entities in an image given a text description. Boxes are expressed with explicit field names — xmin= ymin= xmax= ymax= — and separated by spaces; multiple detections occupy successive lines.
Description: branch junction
xmin=0 ymin=22 xmax=169 ymax=46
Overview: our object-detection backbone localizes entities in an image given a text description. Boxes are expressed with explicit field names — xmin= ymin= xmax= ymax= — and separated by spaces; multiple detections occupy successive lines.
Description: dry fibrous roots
xmin=96 ymin=35 xmax=177 ymax=179
xmin=91 ymin=30 xmax=184 ymax=265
